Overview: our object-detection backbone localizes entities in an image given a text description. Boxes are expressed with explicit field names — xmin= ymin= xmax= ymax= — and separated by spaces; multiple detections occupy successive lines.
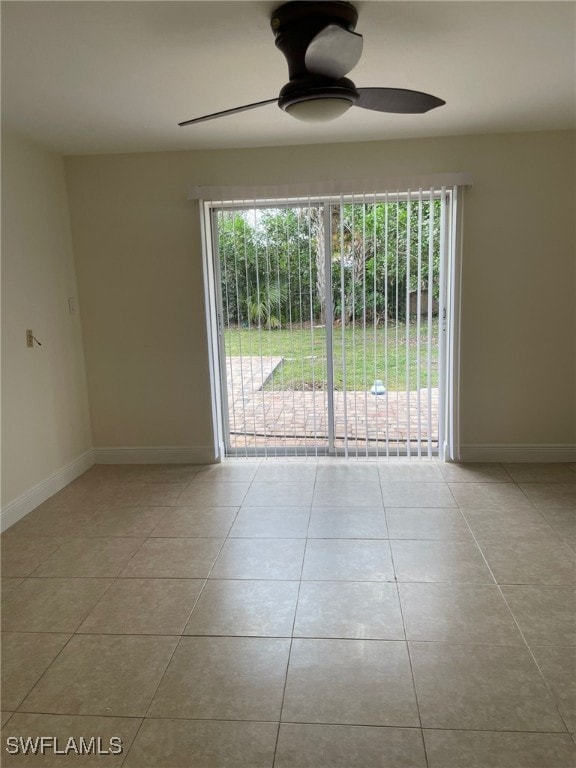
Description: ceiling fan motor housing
xmin=271 ymin=0 xmax=358 ymax=80
xmin=271 ymin=1 xmax=360 ymax=115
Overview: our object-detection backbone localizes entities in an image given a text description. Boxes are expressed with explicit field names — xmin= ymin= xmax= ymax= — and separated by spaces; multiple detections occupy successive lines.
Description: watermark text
xmin=5 ymin=736 xmax=123 ymax=756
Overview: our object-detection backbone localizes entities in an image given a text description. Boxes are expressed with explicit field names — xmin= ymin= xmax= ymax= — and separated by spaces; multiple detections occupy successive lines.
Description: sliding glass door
xmin=208 ymin=188 xmax=452 ymax=457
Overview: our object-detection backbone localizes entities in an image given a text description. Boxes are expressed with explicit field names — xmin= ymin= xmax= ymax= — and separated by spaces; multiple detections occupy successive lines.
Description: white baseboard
xmin=459 ymin=444 xmax=576 ymax=463
xmin=94 ymin=446 xmax=217 ymax=465
xmin=0 ymin=450 xmax=96 ymax=533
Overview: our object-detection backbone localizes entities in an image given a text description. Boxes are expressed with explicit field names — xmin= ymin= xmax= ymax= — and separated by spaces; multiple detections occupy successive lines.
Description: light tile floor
xmin=1 ymin=460 xmax=575 ymax=767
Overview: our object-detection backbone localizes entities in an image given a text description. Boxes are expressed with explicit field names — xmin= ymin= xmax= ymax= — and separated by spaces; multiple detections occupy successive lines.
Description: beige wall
xmin=1 ymin=132 xmax=93 ymax=508
xmin=64 ymin=131 xmax=576 ymax=456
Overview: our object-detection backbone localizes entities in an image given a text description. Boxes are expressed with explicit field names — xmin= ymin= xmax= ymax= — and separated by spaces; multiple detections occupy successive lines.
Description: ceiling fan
xmin=179 ymin=0 xmax=445 ymax=126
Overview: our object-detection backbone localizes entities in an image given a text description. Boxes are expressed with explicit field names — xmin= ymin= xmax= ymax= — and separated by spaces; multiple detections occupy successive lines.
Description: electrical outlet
xmin=26 ymin=329 xmax=34 ymax=347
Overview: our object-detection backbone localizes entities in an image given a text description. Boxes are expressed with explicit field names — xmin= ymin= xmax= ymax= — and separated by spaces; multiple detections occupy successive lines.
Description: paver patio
xmin=225 ymin=357 xmax=438 ymax=453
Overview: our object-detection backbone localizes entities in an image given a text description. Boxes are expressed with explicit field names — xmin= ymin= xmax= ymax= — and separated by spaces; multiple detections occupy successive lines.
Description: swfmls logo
xmin=5 ymin=736 xmax=123 ymax=756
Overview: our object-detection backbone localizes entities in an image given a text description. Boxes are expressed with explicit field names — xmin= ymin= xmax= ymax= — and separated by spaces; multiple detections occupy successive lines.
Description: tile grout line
xmin=5 ymin=499 xmax=157 ymax=721
xmin=4 ymin=711 xmax=574 ymax=733
xmin=5 ymin=627 xmax=568 ymax=646
xmin=9 ymin=630 xmax=79 ymax=718
xmin=457 ymin=494 xmax=574 ymax=737
xmin=271 ymin=487 xmax=314 ymax=768
xmin=118 ymin=463 xmax=273 ymax=762
xmin=387 ymin=513 xmax=430 ymax=768
xmin=6 ymin=475 xmax=210 ymax=766
xmin=64 ymin=508 xmax=178 ymax=637
xmin=116 ymin=485 xmax=245 ymax=767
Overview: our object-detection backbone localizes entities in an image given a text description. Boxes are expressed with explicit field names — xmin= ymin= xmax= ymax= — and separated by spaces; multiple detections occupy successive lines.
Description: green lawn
xmin=224 ymin=320 xmax=438 ymax=392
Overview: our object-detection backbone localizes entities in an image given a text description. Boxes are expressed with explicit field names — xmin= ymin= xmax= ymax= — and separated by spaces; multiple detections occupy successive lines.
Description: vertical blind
xmin=197 ymin=175 xmax=468 ymax=459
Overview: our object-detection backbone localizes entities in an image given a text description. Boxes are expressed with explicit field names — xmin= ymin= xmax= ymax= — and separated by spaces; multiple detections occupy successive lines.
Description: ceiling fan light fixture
xmin=278 ymin=76 xmax=358 ymax=122
xmin=284 ymin=96 xmax=354 ymax=122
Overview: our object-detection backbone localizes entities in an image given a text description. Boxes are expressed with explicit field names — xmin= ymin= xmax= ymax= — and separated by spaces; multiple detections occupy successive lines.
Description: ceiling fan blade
xmin=179 ymin=98 xmax=278 ymax=127
xmin=305 ymin=24 xmax=363 ymax=79
xmin=356 ymin=87 xmax=445 ymax=114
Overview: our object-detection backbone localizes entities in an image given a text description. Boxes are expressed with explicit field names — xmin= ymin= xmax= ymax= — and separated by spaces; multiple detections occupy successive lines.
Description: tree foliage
xmin=216 ymin=198 xmax=441 ymax=329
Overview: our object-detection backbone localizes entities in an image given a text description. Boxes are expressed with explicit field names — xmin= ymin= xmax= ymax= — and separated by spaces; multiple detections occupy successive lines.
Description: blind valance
xmin=187 ymin=172 xmax=472 ymax=202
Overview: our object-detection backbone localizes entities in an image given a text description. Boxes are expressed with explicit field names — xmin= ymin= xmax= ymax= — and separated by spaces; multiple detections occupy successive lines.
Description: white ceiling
xmin=2 ymin=1 xmax=575 ymax=156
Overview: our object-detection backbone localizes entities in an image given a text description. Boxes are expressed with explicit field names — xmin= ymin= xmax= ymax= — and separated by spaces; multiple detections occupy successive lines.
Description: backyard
xmin=224 ymin=319 xmax=439 ymax=392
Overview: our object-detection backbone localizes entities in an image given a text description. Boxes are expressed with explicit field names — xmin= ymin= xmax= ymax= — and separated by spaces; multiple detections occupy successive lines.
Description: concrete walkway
xmin=225 ymin=356 xmax=438 ymax=452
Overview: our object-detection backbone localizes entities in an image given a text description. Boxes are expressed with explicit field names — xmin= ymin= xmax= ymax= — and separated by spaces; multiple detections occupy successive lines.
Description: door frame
xmin=200 ymin=187 xmax=463 ymax=461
